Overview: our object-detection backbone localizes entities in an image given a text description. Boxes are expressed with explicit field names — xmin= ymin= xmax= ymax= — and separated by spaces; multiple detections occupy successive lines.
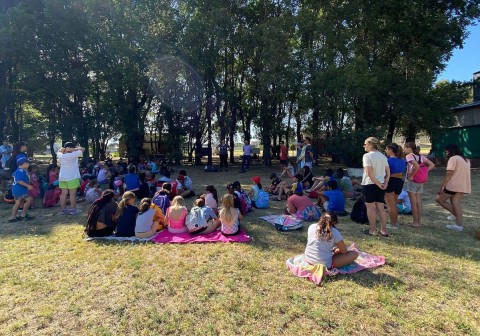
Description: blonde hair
xmin=365 ymin=137 xmax=380 ymax=150
xmin=170 ymin=196 xmax=185 ymax=210
xmin=219 ymin=194 xmax=235 ymax=225
xmin=115 ymin=191 xmax=135 ymax=220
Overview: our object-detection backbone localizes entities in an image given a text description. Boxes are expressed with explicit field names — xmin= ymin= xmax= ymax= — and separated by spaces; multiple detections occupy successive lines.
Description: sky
xmin=437 ymin=23 xmax=480 ymax=82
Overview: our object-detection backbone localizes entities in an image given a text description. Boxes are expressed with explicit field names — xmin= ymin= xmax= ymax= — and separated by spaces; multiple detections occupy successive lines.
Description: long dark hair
xmin=386 ymin=143 xmax=404 ymax=158
xmin=12 ymin=141 xmax=26 ymax=158
xmin=85 ymin=189 xmax=115 ymax=235
xmin=205 ymin=185 xmax=218 ymax=202
xmin=445 ymin=144 xmax=467 ymax=162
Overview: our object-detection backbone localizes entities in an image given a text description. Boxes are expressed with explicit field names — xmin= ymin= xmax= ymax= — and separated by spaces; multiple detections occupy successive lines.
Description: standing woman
xmin=436 ymin=144 xmax=471 ymax=231
xmin=361 ymin=137 xmax=390 ymax=237
xmin=404 ymin=142 xmax=435 ymax=228
xmin=57 ymin=142 xmax=85 ymax=215
xmin=384 ymin=143 xmax=406 ymax=229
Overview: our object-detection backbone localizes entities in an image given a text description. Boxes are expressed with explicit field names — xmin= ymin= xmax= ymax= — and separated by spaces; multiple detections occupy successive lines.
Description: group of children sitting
xmin=85 ymin=180 xmax=244 ymax=238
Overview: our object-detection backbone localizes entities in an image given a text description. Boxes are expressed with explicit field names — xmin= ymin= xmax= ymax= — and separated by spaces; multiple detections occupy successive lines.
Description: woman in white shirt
xmin=57 ymin=142 xmax=84 ymax=215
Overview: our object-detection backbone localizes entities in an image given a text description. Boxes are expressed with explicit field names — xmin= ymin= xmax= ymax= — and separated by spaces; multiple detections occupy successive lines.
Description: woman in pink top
xmin=436 ymin=144 xmax=471 ymax=232
xmin=165 ymin=195 xmax=188 ymax=233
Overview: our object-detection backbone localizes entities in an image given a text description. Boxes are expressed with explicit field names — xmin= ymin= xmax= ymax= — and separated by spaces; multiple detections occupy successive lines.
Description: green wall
xmin=432 ymin=125 xmax=480 ymax=158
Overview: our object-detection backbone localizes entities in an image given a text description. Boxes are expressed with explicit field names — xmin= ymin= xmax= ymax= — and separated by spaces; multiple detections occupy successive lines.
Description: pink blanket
xmin=286 ymin=243 xmax=386 ymax=285
xmin=151 ymin=230 xmax=251 ymax=244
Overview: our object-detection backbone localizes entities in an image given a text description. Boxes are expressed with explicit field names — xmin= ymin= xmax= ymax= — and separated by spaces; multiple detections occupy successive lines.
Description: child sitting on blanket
xmin=115 ymin=191 xmax=139 ymax=237
xmin=219 ymin=194 xmax=243 ymax=236
xmin=134 ymin=198 xmax=161 ymax=238
xmin=201 ymin=185 xmax=218 ymax=214
xmin=304 ymin=212 xmax=358 ymax=269
xmin=165 ymin=195 xmax=189 ymax=234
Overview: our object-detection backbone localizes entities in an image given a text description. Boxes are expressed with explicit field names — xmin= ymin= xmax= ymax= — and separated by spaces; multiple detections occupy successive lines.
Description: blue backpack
xmin=256 ymin=189 xmax=270 ymax=208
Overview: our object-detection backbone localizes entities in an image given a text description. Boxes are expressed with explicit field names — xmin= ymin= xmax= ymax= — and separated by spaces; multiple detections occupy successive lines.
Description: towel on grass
xmin=151 ymin=230 xmax=251 ymax=244
xmin=286 ymin=243 xmax=386 ymax=285
xmin=260 ymin=215 xmax=303 ymax=231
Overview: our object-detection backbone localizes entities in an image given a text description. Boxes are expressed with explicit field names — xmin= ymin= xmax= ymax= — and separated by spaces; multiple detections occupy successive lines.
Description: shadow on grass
xmin=338 ymin=270 xmax=404 ymax=289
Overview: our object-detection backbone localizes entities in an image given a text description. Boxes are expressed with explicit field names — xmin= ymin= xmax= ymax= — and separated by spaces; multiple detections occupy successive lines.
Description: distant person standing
xmin=218 ymin=140 xmax=229 ymax=171
xmin=303 ymin=137 xmax=314 ymax=169
xmin=240 ymin=139 xmax=252 ymax=173
xmin=0 ymin=139 xmax=13 ymax=191
xmin=0 ymin=139 xmax=13 ymax=169
xmin=279 ymin=141 xmax=288 ymax=165
xmin=57 ymin=142 xmax=85 ymax=215
xmin=436 ymin=144 xmax=471 ymax=232
xmin=296 ymin=141 xmax=304 ymax=171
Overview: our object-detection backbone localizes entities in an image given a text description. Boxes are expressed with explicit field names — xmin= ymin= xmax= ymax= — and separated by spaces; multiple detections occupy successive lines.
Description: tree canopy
xmin=1 ymin=0 xmax=478 ymax=165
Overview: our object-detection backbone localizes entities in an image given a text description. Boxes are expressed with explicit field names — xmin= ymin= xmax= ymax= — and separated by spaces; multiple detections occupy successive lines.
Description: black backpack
xmin=6 ymin=155 xmax=17 ymax=172
xmin=350 ymin=198 xmax=369 ymax=224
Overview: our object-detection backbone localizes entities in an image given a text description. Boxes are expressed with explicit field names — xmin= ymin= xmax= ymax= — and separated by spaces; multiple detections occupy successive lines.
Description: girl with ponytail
xmin=115 ymin=192 xmax=139 ymax=237
xmin=134 ymin=198 xmax=161 ymax=238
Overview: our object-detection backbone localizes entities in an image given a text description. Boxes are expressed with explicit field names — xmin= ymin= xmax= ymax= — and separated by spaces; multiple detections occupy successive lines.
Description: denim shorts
xmin=404 ymin=180 xmax=423 ymax=193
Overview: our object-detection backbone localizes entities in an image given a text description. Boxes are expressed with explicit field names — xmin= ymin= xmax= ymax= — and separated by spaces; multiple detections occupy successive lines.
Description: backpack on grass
xmin=255 ymin=189 xmax=270 ymax=208
xmin=350 ymin=198 xmax=368 ymax=224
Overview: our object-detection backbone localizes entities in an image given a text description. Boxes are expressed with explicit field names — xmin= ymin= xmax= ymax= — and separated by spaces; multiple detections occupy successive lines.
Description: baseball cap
xmin=17 ymin=157 xmax=30 ymax=166
xmin=64 ymin=142 xmax=75 ymax=148
xmin=251 ymin=176 xmax=261 ymax=184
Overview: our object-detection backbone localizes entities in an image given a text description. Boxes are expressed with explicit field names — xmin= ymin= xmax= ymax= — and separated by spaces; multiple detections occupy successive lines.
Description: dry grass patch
xmin=0 ymin=163 xmax=479 ymax=335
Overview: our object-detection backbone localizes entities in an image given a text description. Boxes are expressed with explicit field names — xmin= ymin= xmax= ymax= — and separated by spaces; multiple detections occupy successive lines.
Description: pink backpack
xmin=412 ymin=155 xmax=428 ymax=184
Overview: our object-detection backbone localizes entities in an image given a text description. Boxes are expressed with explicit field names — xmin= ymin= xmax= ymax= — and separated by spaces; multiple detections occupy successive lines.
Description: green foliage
xmin=1 ymin=0 xmax=479 ymax=160
xmin=326 ymin=129 xmax=384 ymax=167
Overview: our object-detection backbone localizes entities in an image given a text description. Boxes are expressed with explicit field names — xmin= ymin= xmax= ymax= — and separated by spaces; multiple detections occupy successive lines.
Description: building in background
xmin=432 ymin=71 xmax=480 ymax=165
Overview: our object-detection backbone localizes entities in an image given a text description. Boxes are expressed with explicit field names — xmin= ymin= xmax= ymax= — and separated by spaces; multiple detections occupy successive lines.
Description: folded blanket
xmin=286 ymin=243 xmax=386 ymax=285
xmin=260 ymin=215 xmax=303 ymax=231
xmin=151 ymin=230 xmax=251 ymax=244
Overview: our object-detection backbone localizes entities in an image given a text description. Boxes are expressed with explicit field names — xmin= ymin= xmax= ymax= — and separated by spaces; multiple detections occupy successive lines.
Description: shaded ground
xmin=0 ymin=160 xmax=479 ymax=335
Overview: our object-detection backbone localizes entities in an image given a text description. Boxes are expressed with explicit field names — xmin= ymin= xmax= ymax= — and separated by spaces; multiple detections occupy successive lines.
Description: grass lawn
xmin=0 ymin=160 xmax=479 ymax=335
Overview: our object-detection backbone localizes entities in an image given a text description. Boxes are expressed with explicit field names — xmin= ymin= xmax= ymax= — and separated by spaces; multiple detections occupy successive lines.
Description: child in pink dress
xmin=165 ymin=196 xmax=188 ymax=233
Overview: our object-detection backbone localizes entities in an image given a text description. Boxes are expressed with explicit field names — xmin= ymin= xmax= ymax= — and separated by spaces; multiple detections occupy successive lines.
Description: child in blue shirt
xmin=318 ymin=180 xmax=346 ymax=215
xmin=8 ymin=157 xmax=35 ymax=222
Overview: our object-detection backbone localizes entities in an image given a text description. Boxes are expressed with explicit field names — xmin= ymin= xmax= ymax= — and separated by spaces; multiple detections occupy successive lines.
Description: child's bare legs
xmin=19 ymin=197 xmax=32 ymax=217
xmin=68 ymin=189 xmax=77 ymax=210
xmin=9 ymin=199 xmax=24 ymax=220
xmin=385 ymin=192 xmax=399 ymax=226
xmin=60 ymin=188 xmax=69 ymax=211
xmin=332 ymin=250 xmax=359 ymax=268
xmin=407 ymin=192 xmax=421 ymax=226
xmin=436 ymin=192 xmax=464 ymax=226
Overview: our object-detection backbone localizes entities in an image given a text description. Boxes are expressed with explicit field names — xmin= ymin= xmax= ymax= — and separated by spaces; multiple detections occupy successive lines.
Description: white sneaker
xmin=447 ymin=215 xmax=456 ymax=221
xmin=70 ymin=209 xmax=82 ymax=215
xmin=386 ymin=224 xmax=399 ymax=230
xmin=446 ymin=224 xmax=463 ymax=232
xmin=60 ymin=209 xmax=72 ymax=215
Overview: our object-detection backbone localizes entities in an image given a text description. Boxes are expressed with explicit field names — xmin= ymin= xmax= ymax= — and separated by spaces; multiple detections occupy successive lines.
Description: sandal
xmin=362 ymin=229 xmax=376 ymax=236
xmin=18 ymin=214 xmax=35 ymax=221
xmin=8 ymin=218 xmax=18 ymax=222
xmin=379 ymin=231 xmax=389 ymax=237
xmin=407 ymin=223 xmax=421 ymax=228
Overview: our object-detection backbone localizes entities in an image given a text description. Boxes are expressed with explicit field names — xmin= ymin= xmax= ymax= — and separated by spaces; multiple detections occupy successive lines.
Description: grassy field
xmin=0 ymin=160 xmax=479 ymax=335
